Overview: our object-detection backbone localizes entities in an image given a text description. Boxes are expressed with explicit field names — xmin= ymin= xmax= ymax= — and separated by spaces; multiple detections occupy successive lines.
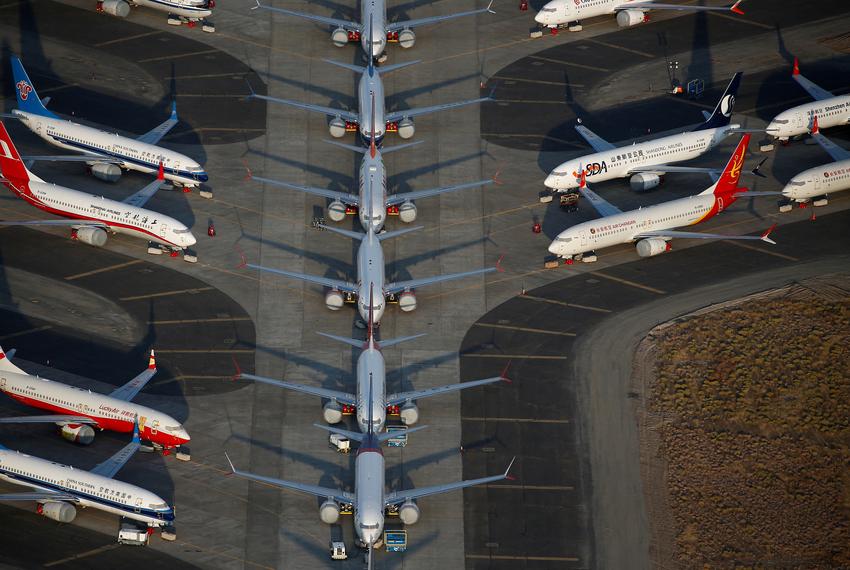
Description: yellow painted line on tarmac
xmin=44 ymin=543 xmax=122 ymax=567
xmin=65 ymin=259 xmax=143 ymax=281
xmin=167 ymin=72 xmax=252 ymax=80
xmin=587 ymin=271 xmax=666 ymax=295
xmin=466 ymin=554 xmax=580 ymax=562
xmin=473 ymin=322 xmax=576 ymax=337
xmin=138 ymin=49 xmax=219 ymax=63
xmin=723 ymin=240 xmax=799 ymax=261
xmin=0 ymin=326 xmax=52 ymax=341
xmin=518 ymin=294 xmax=611 ymax=314
xmin=492 ymin=75 xmax=585 ymax=88
xmin=462 ymin=417 xmax=569 ymax=424
xmin=483 ymin=484 xmax=575 ymax=491
xmin=147 ymin=317 xmax=253 ymax=325
xmin=583 ymin=38 xmax=653 ymax=58
xmin=528 ymin=55 xmax=610 ymax=73
xmin=119 ymin=287 xmax=214 ymax=302
xmin=93 ymin=31 xmax=162 ymax=47
xmin=480 ymin=133 xmax=585 ymax=149
xmin=708 ymin=9 xmax=773 ymax=30
xmin=461 ymin=353 xmax=568 ymax=360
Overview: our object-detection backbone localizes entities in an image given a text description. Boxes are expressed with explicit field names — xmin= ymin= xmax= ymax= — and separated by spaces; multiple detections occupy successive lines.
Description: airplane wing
xmin=635 ymin=224 xmax=777 ymax=244
xmin=244 ymin=262 xmax=358 ymax=293
xmin=386 ymin=179 xmax=494 ymax=206
xmin=0 ymin=219 xmax=109 ymax=229
xmin=0 ymin=492 xmax=79 ymax=502
xmin=386 ymin=95 xmax=491 ymax=123
xmin=226 ymin=452 xmax=354 ymax=504
xmin=239 ymin=372 xmax=356 ymax=406
xmin=385 ymin=458 xmax=514 ymax=506
xmin=385 ymin=266 xmax=495 ymax=295
xmin=613 ymin=1 xmax=744 ymax=14
xmin=793 ymin=67 xmax=834 ymax=101
xmin=577 ymin=182 xmax=623 ymax=217
xmin=122 ymin=167 xmax=166 ymax=208
xmin=810 ymin=122 xmax=850 ymax=162
xmin=137 ymin=102 xmax=179 ymax=146
xmin=386 ymin=0 xmax=494 ymax=32
xmin=109 ymin=350 xmax=157 ymax=402
xmin=254 ymin=1 xmax=359 ymax=31
xmin=386 ymin=376 xmax=503 ymax=406
xmin=0 ymin=415 xmax=98 ymax=425
xmin=252 ymin=174 xmax=359 ymax=205
xmin=90 ymin=418 xmax=141 ymax=479
xmin=249 ymin=92 xmax=359 ymax=123
xmin=21 ymin=154 xmax=123 ymax=164
xmin=575 ymin=124 xmax=617 ymax=153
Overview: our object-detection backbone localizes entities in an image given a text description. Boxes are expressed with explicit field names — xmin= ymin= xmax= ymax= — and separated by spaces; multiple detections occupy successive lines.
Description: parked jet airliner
xmin=535 ymin=0 xmax=743 ymax=31
xmin=545 ymin=73 xmax=746 ymax=192
xmin=0 ymin=122 xmax=197 ymax=255
xmin=0 ymin=347 xmax=190 ymax=451
xmin=9 ymin=56 xmax=208 ymax=189
xmin=98 ymin=0 xmax=213 ymax=20
xmin=766 ymin=58 xmax=850 ymax=141
xmin=0 ymin=417 xmax=175 ymax=533
xmin=548 ymin=135 xmax=777 ymax=261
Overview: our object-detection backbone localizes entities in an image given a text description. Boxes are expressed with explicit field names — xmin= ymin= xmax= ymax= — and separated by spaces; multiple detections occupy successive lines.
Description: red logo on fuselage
xmin=16 ymin=81 xmax=32 ymax=101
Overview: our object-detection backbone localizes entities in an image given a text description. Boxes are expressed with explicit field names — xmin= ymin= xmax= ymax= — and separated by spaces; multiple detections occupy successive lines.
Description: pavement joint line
xmin=528 ymin=55 xmax=610 ymax=73
xmin=0 ymin=325 xmax=52 ymax=341
xmin=119 ymin=286 xmax=214 ymax=301
xmin=583 ymin=38 xmax=654 ymax=58
xmin=462 ymin=417 xmax=570 ymax=424
xmin=147 ymin=317 xmax=253 ymax=324
xmin=494 ymin=99 xmax=568 ymax=105
xmin=166 ymin=72 xmax=252 ymax=80
xmin=460 ymin=353 xmax=568 ymax=360
xmin=137 ymin=49 xmax=220 ymax=63
xmin=587 ymin=271 xmax=666 ymax=294
xmin=480 ymin=133 xmax=586 ymax=148
xmin=492 ymin=75 xmax=585 ymax=88
xmin=154 ymin=349 xmax=253 ymax=354
xmin=483 ymin=483 xmax=576 ymax=491
xmin=517 ymin=294 xmax=612 ymax=313
xmin=708 ymin=9 xmax=774 ymax=30
xmin=473 ymin=322 xmax=576 ymax=336
xmin=174 ymin=539 xmax=275 ymax=570
xmin=64 ymin=259 xmax=143 ymax=281
xmin=420 ymin=201 xmax=542 ymax=234
xmin=43 ymin=543 xmax=122 ymax=567
xmin=465 ymin=554 xmax=580 ymax=561
xmin=32 ymin=84 xmax=79 ymax=95
xmin=92 ymin=31 xmax=162 ymax=47
xmin=723 ymin=240 xmax=800 ymax=261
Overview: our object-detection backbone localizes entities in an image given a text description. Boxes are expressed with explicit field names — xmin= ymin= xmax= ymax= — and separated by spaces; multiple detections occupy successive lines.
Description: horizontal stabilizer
xmin=313 ymin=422 xmax=427 ymax=443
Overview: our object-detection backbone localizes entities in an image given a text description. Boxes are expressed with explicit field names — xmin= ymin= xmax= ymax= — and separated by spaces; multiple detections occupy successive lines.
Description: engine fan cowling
xmin=399 ymin=402 xmax=419 ymax=426
xmin=398 ymin=29 xmax=416 ymax=49
xmin=616 ymin=9 xmax=646 ymax=27
xmin=319 ymin=500 xmax=341 ymax=524
xmin=323 ymin=401 xmax=343 ymax=424
xmin=100 ymin=0 xmax=130 ymax=17
xmin=635 ymin=238 xmax=670 ymax=258
xmin=327 ymin=200 xmax=347 ymax=222
xmin=629 ymin=172 xmax=660 ymax=192
xmin=38 ymin=501 xmax=77 ymax=523
xmin=75 ymin=227 xmax=108 ymax=247
xmin=91 ymin=162 xmax=122 ymax=182
xmin=398 ymin=291 xmax=416 ymax=312
xmin=329 ymin=117 xmax=346 ymax=139
xmin=398 ymin=201 xmax=417 ymax=223
xmin=60 ymin=424 xmax=96 ymax=445
xmin=398 ymin=500 xmax=420 ymax=525
xmin=325 ymin=289 xmax=344 ymax=311
xmin=331 ymin=27 xmax=349 ymax=47
xmin=397 ymin=118 xmax=415 ymax=140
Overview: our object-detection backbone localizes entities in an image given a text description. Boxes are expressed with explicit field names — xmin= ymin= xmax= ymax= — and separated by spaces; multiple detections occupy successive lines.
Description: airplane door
xmin=814 ymin=174 xmax=821 ymax=192
xmin=795 ymin=112 xmax=805 ymax=130
xmin=580 ymin=231 xmax=587 ymax=248
xmin=159 ymin=223 xmax=167 ymax=238
xmin=0 ymin=377 xmax=5 ymax=390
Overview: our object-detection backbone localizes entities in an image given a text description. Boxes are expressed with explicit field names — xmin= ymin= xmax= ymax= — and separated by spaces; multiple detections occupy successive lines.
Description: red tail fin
xmin=0 ymin=122 xmax=29 ymax=183
xmin=710 ymin=134 xmax=749 ymax=195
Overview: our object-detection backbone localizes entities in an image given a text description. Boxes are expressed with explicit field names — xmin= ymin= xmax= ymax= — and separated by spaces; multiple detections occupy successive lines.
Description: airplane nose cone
xmin=185 ymin=232 xmax=197 ymax=247
xmin=198 ymin=171 xmax=209 ymax=182
xmin=544 ymin=173 xmax=559 ymax=189
xmin=534 ymin=11 xmax=546 ymax=24
xmin=547 ymin=241 xmax=559 ymax=255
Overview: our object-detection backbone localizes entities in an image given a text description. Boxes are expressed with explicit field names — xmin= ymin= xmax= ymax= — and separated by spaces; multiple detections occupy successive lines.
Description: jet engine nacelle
xmin=398 ymin=29 xmax=416 ymax=49
xmin=60 ymin=423 xmax=96 ymax=445
xmin=398 ymin=201 xmax=417 ymax=223
xmin=319 ymin=500 xmax=341 ymax=524
xmin=397 ymin=118 xmax=415 ymax=140
xmin=91 ymin=162 xmax=122 ymax=182
xmin=616 ymin=9 xmax=646 ymax=27
xmin=323 ymin=401 xmax=343 ymax=424
xmin=325 ymin=289 xmax=345 ymax=311
xmin=38 ymin=501 xmax=77 ymax=523
xmin=398 ymin=290 xmax=417 ymax=312
xmin=329 ymin=117 xmax=347 ymax=139
xmin=331 ymin=27 xmax=349 ymax=47
xmin=399 ymin=402 xmax=419 ymax=425
xmin=629 ymin=172 xmax=660 ymax=192
xmin=100 ymin=0 xmax=130 ymax=17
xmin=635 ymin=238 xmax=670 ymax=258
xmin=327 ymin=200 xmax=347 ymax=222
xmin=75 ymin=227 xmax=108 ymax=247
xmin=398 ymin=500 xmax=420 ymax=525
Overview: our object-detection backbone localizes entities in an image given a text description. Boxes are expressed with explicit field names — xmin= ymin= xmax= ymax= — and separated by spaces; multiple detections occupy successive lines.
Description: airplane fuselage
xmin=356 ymin=353 xmax=387 ymax=433
xmin=353 ymin=447 xmax=385 ymax=547
xmin=782 ymin=158 xmax=850 ymax=202
xmin=358 ymin=72 xmax=387 ymax=142
xmin=360 ymin=0 xmax=388 ymax=58
xmin=132 ymin=0 xmax=212 ymax=19
xmin=536 ymin=0 xmax=645 ymax=27
xmin=0 ymin=371 xmax=189 ymax=449
xmin=545 ymin=126 xmax=735 ymax=190
xmin=356 ymin=236 xmax=388 ymax=322
xmin=766 ymin=95 xmax=850 ymax=139
xmin=12 ymin=110 xmax=208 ymax=187
xmin=359 ymin=153 xmax=388 ymax=232
xmin=0 ymin=448 xmax=174 ymax=527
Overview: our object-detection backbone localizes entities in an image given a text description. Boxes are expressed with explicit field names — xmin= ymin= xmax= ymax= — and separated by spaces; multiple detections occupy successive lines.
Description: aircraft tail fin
xmin=693 ymin=72 xmax=742 ymax=131
xmin=10 ymin=57 xmax=57 ymax=119
xmin=700 ymin=134 xmax=750 ymax=196
xmin=0 ymin=122 xmax=37 ymax=187
xmin=0 ymin=346 xmax=27 ymax=375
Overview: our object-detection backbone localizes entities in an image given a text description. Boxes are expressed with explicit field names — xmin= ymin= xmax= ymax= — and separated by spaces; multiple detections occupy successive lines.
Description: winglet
xmin=224 ymin=451 xmax=236 ymax=473
xmin=242 ymin=159 xmax=253 ymax=181
xmin=730 ymin=0 xmax=744 ymax=15
xmin=504 ymin=456 xmax=516 ymax=479
xmin=811 ymin=114 xmax=819 ymax=135
xmin=760 ymin=223 xmax=777 ymax=245
xmin=230 ymin=355 xmax=242 ymax=381
xmin=500 ymin=359 xmax=512 ymax=384
xmin=244 ymin=78 xmax=257 ymax=99
xmin=157 ymin=161 xmax=164 ymax=181
xmin=486 ymin=0 xmax=496 ymax=14
xmin=492 ymin=168 xmax=503 ymax=185
xmin=751 ymin=156 xmax=768 ymax=178
xmin=792 ymin=56 xmax=800 ymax=76
xmin=148 ymin=349 xmax=156 ymax=370
xmin=251 ymin=0 xmax=262 ymax=10
xmin=170 ymin=100 xmax=178 ymax=121
xmin=132 ymin=415 xmax=141 ymax=444
xmin=496 ymin=254 xmax=505 ymax=273
xmin=235 ymin=246 xmax=248 ymax=269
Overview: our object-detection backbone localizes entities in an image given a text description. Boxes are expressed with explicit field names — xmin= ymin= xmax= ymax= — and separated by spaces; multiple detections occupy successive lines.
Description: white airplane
xmin=8 ymin=56 xmax=208 ymax=190
xmin=0 ymin=417 xmax=176 ymax=533
xmin=239 ymin=289 xmax=504 ymax=432
xmin=0 ymin=122 xmax=198 ymax=256
xmin=548 ymin=134 xmax=777 ymax=262
xmin=534 ymin=0 xmax=743 ymax=31
xmin=250 ymin=94 xmax=495 ymax=231
xmin=97 ymin=0 xmax=213 ymax=20
xmin=778 ymin=115 xmax=850 ymax=211
xmin=225 ymin=378 xmax=514 ymax=560
xmin=253 ymin=0 xmax=494 ymax=60
xmin=0 ymin=347 xmax=190 ymax=452
xmin=545 ymin=73 xmax=748 ymax=192
xmin=766 ymin=58 xmax=850 ymax=141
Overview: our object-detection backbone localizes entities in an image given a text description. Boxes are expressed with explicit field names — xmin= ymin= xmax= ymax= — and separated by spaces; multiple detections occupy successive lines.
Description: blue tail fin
xmin=692 ymin=72 xmax=742 ymax=132
xmin=11 ymin=56 xmax=57 ymax=118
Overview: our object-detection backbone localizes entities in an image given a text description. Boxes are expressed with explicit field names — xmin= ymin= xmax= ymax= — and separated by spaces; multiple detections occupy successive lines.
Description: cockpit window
xmin=552 ymin=170 xmax=568 ymax=176
xmin=556 ymin=237 xmax=572 ymax=243
xmin=165 ymin=425 xmax=181 ymax=432
xmin=361 ymin=523 xmax=379 ymax=529
xmin=541 ymin=7 xmax=556 ymax=11
xmin=149 ymin=502 xmax=168 ymax=509
xmin=174 ymin=228 xmax=191 ymax=234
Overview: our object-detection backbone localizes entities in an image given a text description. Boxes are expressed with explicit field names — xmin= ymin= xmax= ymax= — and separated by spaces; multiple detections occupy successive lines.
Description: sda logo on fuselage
xmin=16 ymin=81 xmax=32 ymax=101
